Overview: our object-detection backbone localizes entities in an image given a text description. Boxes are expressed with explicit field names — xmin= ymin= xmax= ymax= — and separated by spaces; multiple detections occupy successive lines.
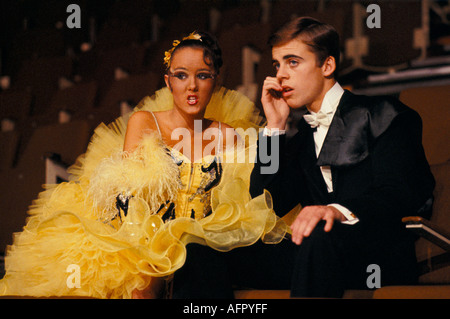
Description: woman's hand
xmin=261 ymin=76 xmax=291 ymax=130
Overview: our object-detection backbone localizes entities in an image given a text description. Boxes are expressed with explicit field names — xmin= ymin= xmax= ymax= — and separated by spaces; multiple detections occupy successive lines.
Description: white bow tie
xmin=303 ymin=111 xmax=331 ymax=129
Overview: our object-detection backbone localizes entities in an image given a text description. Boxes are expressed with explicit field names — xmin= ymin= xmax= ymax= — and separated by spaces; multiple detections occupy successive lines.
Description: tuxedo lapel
xmin=317 ymin=91 xmax=369 ymax=167
xmin=317 ymin=90 xmax=408 ymax=168
xmin=316 ymin=108 xmax=345 ymax=166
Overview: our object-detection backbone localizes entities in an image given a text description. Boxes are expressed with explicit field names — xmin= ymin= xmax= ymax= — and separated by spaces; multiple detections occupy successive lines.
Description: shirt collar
xmin=311 ymin=82 xmax=344 ymax=117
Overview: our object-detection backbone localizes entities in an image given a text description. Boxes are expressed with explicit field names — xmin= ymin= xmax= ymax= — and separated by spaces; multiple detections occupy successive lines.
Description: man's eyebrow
xmin=282 ymin=54 xmax=302 ymax=60
xmin=272 ymin=54 xmax=303 ymax=64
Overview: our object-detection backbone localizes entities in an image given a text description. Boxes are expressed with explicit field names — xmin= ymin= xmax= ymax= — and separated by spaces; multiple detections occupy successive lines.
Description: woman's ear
xmin=164 ymin=74 xmax=172 ymax=91
xmin=322 ymin=56 xmax=336 ymax=77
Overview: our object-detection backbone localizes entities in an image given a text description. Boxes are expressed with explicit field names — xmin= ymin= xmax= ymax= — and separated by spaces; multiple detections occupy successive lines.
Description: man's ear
xmin=322 ymin=56 xmax=336 ymax=77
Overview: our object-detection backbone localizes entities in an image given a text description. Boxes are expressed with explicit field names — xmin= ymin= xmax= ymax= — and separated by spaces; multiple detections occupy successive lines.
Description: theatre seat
xmin=345 ymin=161 xmax=450 ymax=300
xmin=399 ymin=85 xmax=450 ymax=166
xmin=372 ymin=285 xmax=450 ymax=299
xmin=14 ymin=56 xmax=73 ymax=117
xmin=0 ymin=120 xmax=91 ymax=256
xmin=0 ymin=130 xmax=19 ymax=171
xmin=366 ymin=87 xmax=450 ymax=298
xmin=394 ymin=161 xmax=450 ymax=297
xmin=0 ymin=89 xmax=33 ymax=123
xmin=98 ymin=72 xmax=160 ymax=110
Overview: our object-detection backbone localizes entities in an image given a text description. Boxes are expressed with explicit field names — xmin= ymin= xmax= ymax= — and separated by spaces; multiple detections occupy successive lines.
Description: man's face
xmin=272 ymin=38 xmax=329 ymax=112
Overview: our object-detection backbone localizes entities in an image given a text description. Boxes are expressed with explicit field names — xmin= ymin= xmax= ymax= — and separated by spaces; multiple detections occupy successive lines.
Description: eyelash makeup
xmin=169 ymin=71 xmax=216 ymax=80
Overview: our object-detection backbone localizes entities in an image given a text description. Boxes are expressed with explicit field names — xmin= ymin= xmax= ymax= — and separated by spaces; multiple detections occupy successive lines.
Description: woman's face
xmin=165 ymin=47 xmax=217 ymax=118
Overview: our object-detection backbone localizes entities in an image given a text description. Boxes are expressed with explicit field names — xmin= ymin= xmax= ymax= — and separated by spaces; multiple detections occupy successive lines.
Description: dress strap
xmin=149 ymin=111 xmax=162 ymax=138
xmin=217 ymin=121 xmax=222 ymax=157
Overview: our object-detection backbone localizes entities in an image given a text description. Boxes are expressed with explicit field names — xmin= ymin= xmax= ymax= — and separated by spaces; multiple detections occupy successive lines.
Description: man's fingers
xmin=291 ymin=212 xmax=319 ymax=245
xmin=302 ymin=215 xmax=322 ymax=238
xmin=262 ymin=77 xmax=282 ymax=93
xmin=290 ymin=206 xmax=338 ymax=245
xmin=290 ymin=217 xmax=305 ymax=245
xmin=323 ymin=216 xmax=335 ymax=232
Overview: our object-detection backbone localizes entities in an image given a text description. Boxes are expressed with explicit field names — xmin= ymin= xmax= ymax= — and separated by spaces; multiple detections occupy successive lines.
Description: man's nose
xmin=276 ymin=64 xmax=288 ymax=81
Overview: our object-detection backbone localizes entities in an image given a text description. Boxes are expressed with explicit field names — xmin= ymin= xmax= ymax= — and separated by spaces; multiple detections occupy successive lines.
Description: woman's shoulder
xmin=128 ymin=110 xmax=168 ymax=132
xmin=128 ymin=110 xmax=154 ymax=124
xmin=125 ymin=111 xmax=161 ymax=143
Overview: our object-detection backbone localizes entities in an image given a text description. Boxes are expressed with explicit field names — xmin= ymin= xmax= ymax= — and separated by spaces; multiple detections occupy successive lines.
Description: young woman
xmin=0 ymin=31 xmax=287 ymax=299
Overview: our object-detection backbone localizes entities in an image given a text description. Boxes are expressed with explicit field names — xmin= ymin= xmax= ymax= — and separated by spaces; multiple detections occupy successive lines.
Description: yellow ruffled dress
xmin=0 ymin=86 xmax=287 ymax=299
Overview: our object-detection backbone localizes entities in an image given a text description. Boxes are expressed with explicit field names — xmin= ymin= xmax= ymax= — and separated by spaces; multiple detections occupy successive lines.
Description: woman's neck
xmin=168 ymin=108 xmax=209 ymax=132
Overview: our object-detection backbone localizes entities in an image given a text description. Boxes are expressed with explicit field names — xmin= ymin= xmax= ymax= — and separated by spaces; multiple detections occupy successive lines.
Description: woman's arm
xmin=123 ymin=111 xmax=157 ymax=153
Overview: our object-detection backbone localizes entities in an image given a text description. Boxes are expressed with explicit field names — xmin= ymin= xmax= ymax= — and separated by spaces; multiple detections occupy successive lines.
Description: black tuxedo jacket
xmin=251 ymin=90 xmax=435 ymax=236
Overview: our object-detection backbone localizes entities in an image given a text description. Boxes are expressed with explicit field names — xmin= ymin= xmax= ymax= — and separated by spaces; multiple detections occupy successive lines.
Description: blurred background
xmin=1 ymin=0 xmax=450 ymax=278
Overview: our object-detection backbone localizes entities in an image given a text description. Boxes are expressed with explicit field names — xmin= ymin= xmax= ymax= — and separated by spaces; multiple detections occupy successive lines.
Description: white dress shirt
xmin=310 ymin=83 xmax=358 ymax=224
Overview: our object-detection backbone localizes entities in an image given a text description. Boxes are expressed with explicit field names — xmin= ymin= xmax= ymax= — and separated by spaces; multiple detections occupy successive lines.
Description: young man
xmin=249 ymin=17 xmax=435 ymax=297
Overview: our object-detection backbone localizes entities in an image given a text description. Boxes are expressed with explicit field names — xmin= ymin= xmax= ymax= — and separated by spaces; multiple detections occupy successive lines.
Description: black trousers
xmin=172 ymin=221 xmax=418 ymax=298
xmin=288 ymin=221 xmax=419 ymax=297
xmin=171 ymin=239 xmax=295 ymax=299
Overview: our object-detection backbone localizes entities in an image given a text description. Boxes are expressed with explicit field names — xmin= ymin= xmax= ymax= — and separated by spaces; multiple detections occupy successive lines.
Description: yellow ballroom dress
xmin=0 ymin=87 xmax=287 ymax=299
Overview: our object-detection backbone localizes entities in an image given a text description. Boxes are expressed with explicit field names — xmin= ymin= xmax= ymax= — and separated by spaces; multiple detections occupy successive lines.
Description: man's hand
xmin=261 ymin=76 xmax=291 ymax=130
xmin=290 ymin=205 xmax=346 ymax=245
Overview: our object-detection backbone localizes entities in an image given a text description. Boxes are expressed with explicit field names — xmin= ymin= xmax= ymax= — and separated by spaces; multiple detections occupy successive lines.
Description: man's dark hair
xmin=269 ymin=17 xmax=340 ymax=77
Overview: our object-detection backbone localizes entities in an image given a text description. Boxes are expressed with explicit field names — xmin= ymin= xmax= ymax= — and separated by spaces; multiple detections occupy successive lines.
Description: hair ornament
xmin=164 ymin=31 xmax=202 ymax=67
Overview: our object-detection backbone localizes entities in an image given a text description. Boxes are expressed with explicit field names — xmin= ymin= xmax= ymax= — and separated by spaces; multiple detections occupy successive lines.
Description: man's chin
xmin=285 ymin=98 xmax=306 ymax=110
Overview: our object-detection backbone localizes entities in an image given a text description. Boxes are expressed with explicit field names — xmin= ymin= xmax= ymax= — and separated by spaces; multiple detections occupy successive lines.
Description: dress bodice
xmin=161 ymin=150 xmax=222 ymax=220
xmin=150 ymin=112 xmax=223 ymax=221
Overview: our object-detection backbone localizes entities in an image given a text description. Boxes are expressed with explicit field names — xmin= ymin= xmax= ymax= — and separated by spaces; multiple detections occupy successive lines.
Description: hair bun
xmin=167 ymin=31 xmax=223 ymax=73
xmin=197 ymin=31 xmax=223 ymax=69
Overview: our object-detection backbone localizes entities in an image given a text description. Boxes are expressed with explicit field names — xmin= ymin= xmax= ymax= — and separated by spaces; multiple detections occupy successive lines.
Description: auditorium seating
xmin=362 ymin=1 xmax=423 ymax=67
xmin=98 ymin=71 xmax=161 ymax=110
xmin=6 ymin=27 xmax=66 ymax=79
xmin=49 ymin=80 xmax=98 ymax=118
xmin=0 ymin=89 xmax=33 ymax=124
xmin=29 ymin=80 xmax=99 ymax=127
xmin=399 ymin=85 xmax=450 ymax=166
xmin=219 ymin=23 xmax=272 ymax=91
xmin=0 ymin=130 xmax=19 ymax=172
xmin=88 ymin=44 xmax=149 ymax=106
xmin=0 ymin=120 xmax=91 ymax=253
xmin=382 ymin=85 xmax=450 ymax=298
xmin=14 ymin=56 xmax=73 ymax=117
